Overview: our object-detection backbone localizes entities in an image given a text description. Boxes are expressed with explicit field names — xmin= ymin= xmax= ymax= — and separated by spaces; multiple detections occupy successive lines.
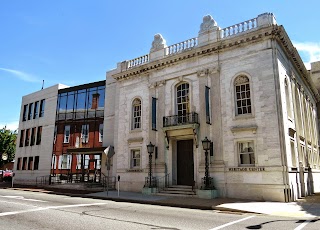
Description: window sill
xmin=234 ymin=113 xmax=254 ymax=120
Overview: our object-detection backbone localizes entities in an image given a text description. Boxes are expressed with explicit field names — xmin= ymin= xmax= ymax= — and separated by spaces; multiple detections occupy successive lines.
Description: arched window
xmin=234 ymin=75 xmax=251 ymax=115
xmin=176 ymin=83 xmax=190 ymax=123
xmin=132 ymin=98 xmax=141 ymax=130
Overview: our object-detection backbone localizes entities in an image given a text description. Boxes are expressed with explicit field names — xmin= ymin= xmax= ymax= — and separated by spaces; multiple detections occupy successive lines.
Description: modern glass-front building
xmin=51 ymin=80 xmax=106 ymax=183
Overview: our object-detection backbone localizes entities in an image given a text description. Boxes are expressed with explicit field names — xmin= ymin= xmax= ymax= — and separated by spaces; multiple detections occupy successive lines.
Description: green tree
xmin=0 ymin=127 xmax=17 ymax=167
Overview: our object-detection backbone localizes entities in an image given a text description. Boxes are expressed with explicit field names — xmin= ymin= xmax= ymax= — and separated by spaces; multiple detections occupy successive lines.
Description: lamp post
xmin=202 ymin=136 xmax=211 ymax=189
xmin=147 ymin=142 xmax=155 ymax=188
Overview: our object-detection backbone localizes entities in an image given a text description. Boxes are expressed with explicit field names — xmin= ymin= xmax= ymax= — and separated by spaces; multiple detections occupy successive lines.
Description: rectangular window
xmin=34 ymin=156 xmax=39 ymax=170
xmin=76 ymin=154 xmax=82 ymax=169
xmin=33 ymin=101 xmax=39 ymax=119
xmin=25 ymin=129 xmax=30 ymax=146
xmin=64 ymin=125 xmax=70 ymax=143
xmin=152 ymin=97 xmax=157 ymax=130
xmin=205 ymin=86 xmax=211 ymax=124
xmin=36 ymin=126 xmax=42 ymax=145
xmin=99 ymin=124 xmax=103 ymax=142
xmin=30 ymin=127 xmax=36 ymax=146
xmin=22 ymin=104 xmax=28 ymax=121
xmin=28 ymin=103 xmax=33 ymax=120
xmin=238 ymin=141 xmax=255 ymax=166
xmin=28 ymin=157 xmax=33 ymax=170
xmin=19 ymin=130 xmax=25 ymax=147
xmin=61 ymin=154 xmax=71 ymax=169
xmin=51 ymin=155 xmax=57 ymax=169
xmin=16 ymin=158 xmax=21 ymax=170
xmin=84 ymin=155 xmax=90 ymax=169
xmin=39 ymin=99 xmax=45 ymax=117
xmin=131 ymin=149 xmax=141 ymax=168
xmin=22 ymin=157 xmax=28 ymax=170
xmin=81 ymin=124 xmax=89 ymax=143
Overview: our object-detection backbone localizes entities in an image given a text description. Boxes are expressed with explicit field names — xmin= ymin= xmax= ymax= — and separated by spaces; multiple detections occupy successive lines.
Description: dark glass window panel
xmin=238 ymin=108 xmax=242 ymax=114
xmin=25 ymin=129 xmax=30 ymax=146
xmin=17 ymin=158 xmax=21 ymax=170
xmin=236 ymin=86 xmax=240 ymax=92
xmin=22 ymin=104 xmax=28 ymax=121
xmin=76 ymin=92 xmax=86 ymax=110
xmin=28 ymin=103 xmax=33 ymax=120
xmin=59 ymin=95 xmax=67 ymax=112
xmin=36 ymin=126 xmax=42 ymax=145
xmin=98 ymin=87 xmax=105 ymax=108
xmin=39 ymin=99 xmax=45 ymax=117
xmin=152 ymin=97 xmax=157 ymax=130
xmin=19 ymin=130 xmax=24 ymax=147
xmin=243 ymin=107 xmax=247 ymax=114
xmin=241 ymin=85 xmax=245 ymax=91
xmin=34 ymin=156 xmax=39 ymax=170
xmin=28 ymin=157 xmax=33 ymax=170
xmin=248 ymin=106 xmax=252 ymax=113
xmin=33 ymin=101 xmax=39 ymax=119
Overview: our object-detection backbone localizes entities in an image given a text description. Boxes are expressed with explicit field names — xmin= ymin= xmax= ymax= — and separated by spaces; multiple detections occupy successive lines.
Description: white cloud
xmin=293 ymin=42 xmax=320 ymax=70
xmin=0 ymin=121 xmax=19 ymax=131
xmin=0 ymin=67 xmax=40 ymax=83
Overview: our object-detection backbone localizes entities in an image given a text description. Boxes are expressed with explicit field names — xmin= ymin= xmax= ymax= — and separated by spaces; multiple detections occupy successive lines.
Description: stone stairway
xmin=157 ymin=185 xmax=197 ymax=197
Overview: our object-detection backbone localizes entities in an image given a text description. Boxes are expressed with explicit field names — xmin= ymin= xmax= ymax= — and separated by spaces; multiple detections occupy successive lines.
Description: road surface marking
xmin=294 ymin=220 xmax=312 ymax=230
xmin=0 ymin=203 xmax=106 ymax=217
xmin=208 ymin=215 xmax=255 ymax=230
xmin=0 ymin=195 xmax=47 ymax=202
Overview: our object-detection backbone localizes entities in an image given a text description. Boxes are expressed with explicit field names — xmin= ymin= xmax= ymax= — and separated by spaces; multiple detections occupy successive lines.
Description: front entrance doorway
xmin=177 ymin=140 xmax=194 ymax=186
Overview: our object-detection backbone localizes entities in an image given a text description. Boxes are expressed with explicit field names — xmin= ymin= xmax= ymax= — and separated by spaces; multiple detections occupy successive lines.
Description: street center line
xmin=208 ymin=215 xmax=255 ymax=230
xmin=0 ymin=203 xmax=106 ymax=217
xmin=294 ymin=220 xmax=312 ymax=230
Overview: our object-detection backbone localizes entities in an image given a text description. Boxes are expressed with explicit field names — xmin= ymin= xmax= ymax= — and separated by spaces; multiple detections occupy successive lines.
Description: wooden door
xmin=177 ymin=140 xmax=194 ymax=185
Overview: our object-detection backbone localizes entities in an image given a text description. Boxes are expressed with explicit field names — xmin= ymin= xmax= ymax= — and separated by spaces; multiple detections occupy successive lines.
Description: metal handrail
xmin=163 ymin=112 xmax=199 ymax=127
xmin=155 ymin=173 xmax=170 ymax=192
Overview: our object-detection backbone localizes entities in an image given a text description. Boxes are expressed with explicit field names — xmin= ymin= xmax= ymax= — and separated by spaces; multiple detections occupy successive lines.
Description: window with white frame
xmin=238 ymin=141 xmax=255 ymax=165
xmin=61 ymin=154 xmax=71 ymax=169
xmin=76 ymin=154 xmax=82 ymax=169
xmin=81 ymin=124 xmax=89 ymax=143
xmin=51 ymin=155 xmax=57 ymax=169
xmin=84 ymin=155 xmax=90 ymax=169
xmin=131 ymin=149 xmax=140 ymax=168
xmin=94 ymin=155 xmax=101 ymax=169
xmin=176 ymin=82 xmax=190 ymax=123
xmin=99 ymin=124 xmax=103 ymax=142
xmin=234 ymin=75 xmax=252 ymax=115
xmin=64 ymin=125 xmax=70 ymax=143
xmin=132 ymin=99 xmax=141 ymax=130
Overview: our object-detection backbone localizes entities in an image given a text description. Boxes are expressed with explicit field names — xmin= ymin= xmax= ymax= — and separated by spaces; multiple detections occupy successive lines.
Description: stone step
xmin=156 ymin=192 xmax=196 ymax=197
xmin=165 ymin=187 xmax=194 ymax=192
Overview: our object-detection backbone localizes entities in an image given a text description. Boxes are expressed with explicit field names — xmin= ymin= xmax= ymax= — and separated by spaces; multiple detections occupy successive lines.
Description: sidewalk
xmin=2 ymin=182 xmax=320 ymax=219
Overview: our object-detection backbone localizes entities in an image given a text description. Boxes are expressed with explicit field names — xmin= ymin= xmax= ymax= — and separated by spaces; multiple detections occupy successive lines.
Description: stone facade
xmin=106 ymin=13 xmax=320 ymax=201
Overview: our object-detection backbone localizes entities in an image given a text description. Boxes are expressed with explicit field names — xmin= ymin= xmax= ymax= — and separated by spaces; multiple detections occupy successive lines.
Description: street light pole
xmin=147 ymin=142 xmax=155 ymax=188
xmin=202 ymin=137 xmax=211 ymax=189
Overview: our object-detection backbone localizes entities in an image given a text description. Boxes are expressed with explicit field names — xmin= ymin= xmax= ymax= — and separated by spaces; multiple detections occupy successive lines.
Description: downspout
xmin=271 ymin=36 xmax=291 ymax=202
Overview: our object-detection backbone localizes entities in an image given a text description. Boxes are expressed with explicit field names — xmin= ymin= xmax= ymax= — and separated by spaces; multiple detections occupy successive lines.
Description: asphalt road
xmin=0 ymin=188 xmax=319 ymax=230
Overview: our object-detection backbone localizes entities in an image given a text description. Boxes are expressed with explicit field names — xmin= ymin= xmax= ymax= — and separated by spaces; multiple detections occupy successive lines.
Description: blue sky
xmin=1 ymin=1 xmax=320 ymax=130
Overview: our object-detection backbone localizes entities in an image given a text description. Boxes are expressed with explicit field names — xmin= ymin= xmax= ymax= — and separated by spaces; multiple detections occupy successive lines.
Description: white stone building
xmin=105 ymin=13 xmax=320 ymax=202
